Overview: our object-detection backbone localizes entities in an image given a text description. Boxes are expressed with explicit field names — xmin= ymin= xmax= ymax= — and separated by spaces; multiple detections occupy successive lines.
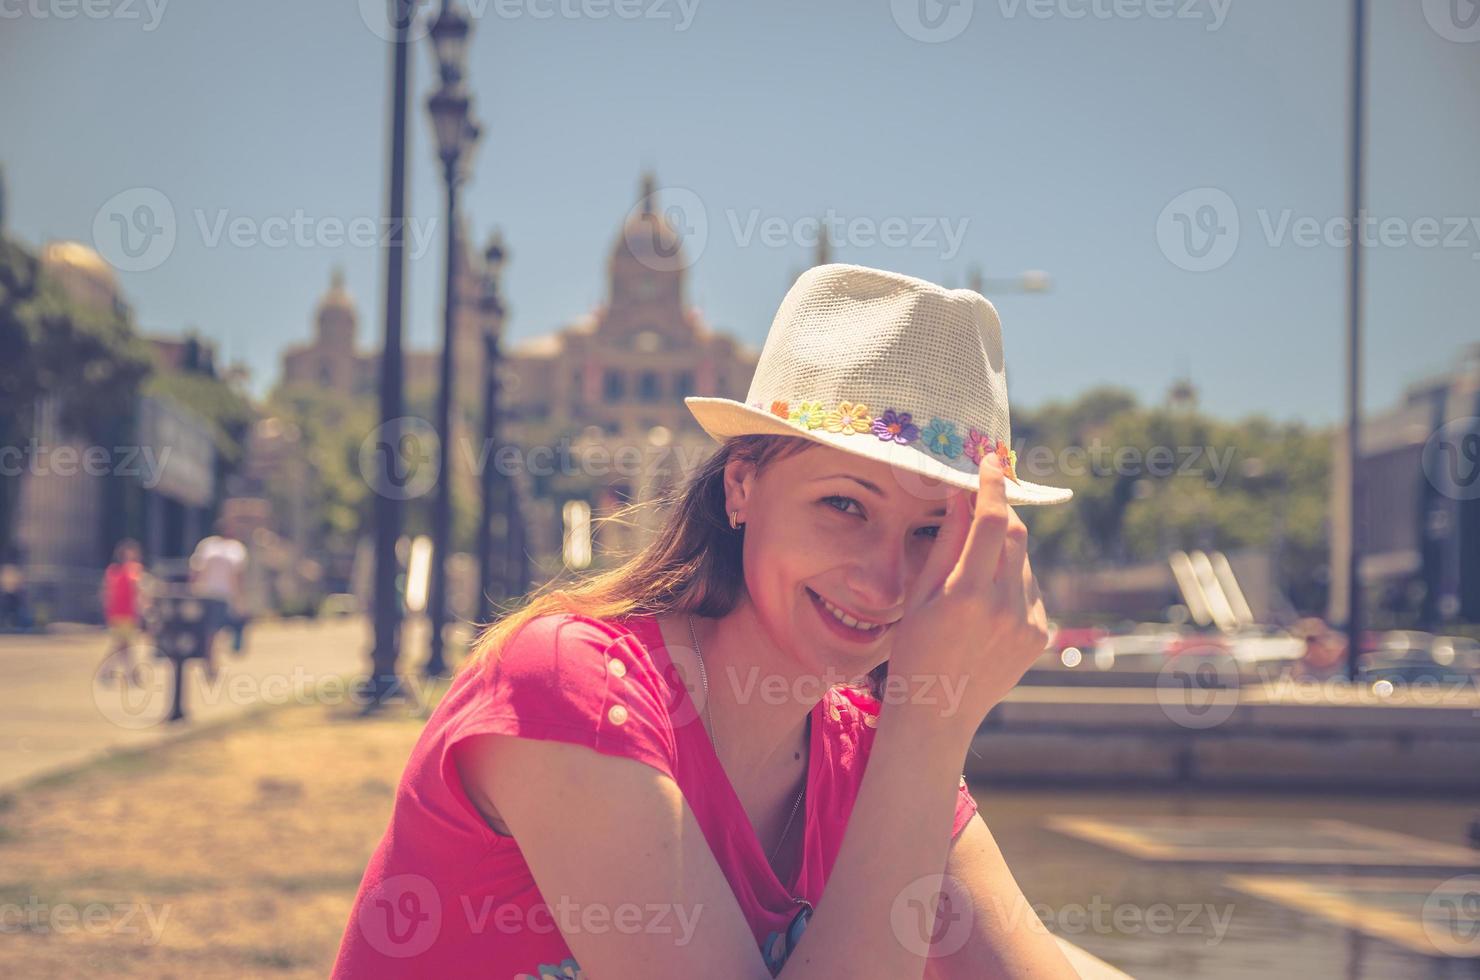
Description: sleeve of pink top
xmin=952 ymin=775 xmax=979 ymax=840
xmin=451 ymin=613 xmax=679 ymax=782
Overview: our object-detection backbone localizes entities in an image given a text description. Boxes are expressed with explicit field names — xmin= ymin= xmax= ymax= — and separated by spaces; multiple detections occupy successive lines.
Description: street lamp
xmin=967 ymin=266 xmax=1053 ymax=295
xmin=423 ymin=0 xmax=477 ymax=679
xmin=476 ymin=231 xmax=507 ymax=625
xmin=368 ymin=0 xmax=417 ymax=709
xmin=428 ymin=0 xmax=469 ymax=84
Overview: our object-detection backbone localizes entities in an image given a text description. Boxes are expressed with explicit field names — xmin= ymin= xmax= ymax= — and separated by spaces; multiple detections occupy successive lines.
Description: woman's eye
xmin=916 ymin=526 xmax=941 ymax=540
xmin=821 ymin=495 xmax=862 ymax=517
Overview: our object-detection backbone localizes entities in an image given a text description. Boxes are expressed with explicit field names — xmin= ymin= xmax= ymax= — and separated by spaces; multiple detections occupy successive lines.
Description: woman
xmin=334 ymin=264 xmax=1081 ymax=979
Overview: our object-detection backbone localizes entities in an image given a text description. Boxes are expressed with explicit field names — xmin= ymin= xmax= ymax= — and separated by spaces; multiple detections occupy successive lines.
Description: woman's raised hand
xmin=887 ymin=452 xmax=1051 ymax=744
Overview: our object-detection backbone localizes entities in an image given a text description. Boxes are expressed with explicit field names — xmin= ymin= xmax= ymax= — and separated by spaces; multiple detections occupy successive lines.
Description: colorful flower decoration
xmin=872 ymin=408 xmax=920 ymax=445
xmin=760 ymin=397 xmax=1021 ymax=481
xmin=513 ymin=958 xmax=585 ymax=980
xmin=823 ymin=400 xmax=871 ymax=435
xmin=993 ymin=438 xmax=1020 ymax=484
xmin=921 ymin=417 xmax=963 ymax=459
xmin=788 ymin=400 xmax=825 ymax=430
xmin=963 ymin=428 xmax=993 ymax=465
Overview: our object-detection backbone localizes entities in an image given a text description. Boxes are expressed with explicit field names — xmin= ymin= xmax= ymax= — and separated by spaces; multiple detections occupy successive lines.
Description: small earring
xmin=729 ymin=509 xmax=743 ymax=530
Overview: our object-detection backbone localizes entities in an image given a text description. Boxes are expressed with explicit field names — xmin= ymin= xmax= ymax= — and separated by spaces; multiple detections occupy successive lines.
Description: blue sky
xmin=3 ymin=0 xmax=1477 ymax=425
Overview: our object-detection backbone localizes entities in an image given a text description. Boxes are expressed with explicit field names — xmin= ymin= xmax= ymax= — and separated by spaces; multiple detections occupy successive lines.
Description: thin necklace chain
xmin=687 ymin=614 xmax=805 ymax=869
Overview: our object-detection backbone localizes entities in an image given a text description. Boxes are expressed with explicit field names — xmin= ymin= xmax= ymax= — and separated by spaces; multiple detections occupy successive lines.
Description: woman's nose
xmin=842 ymin=542 xmax=907 ymax=613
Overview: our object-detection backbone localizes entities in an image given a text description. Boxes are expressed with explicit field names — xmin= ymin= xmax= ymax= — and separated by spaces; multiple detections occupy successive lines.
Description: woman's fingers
xmin=993 ymin=506 xmax=1028 ymax=583
xmin=949 ymin=454 xmax=1010 ymax=595
xmin=910 ymin=484 xmax=972 ymax=611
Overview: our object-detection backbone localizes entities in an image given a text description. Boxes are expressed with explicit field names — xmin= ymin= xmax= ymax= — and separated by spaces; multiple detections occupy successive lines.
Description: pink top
xmin=103 ymin=561 xmax=141 ymax=620
xmin=333 ymin=612 xmax=978 ymax=979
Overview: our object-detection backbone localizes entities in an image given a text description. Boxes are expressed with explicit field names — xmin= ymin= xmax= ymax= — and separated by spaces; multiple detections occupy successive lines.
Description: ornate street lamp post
xmin=423 ymin=0 xmax=478 ymax=678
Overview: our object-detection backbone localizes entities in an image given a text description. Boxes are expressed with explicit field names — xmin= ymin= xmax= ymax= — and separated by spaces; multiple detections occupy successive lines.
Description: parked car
xmin=1357 ymin=631 xmax=1477 ymax=687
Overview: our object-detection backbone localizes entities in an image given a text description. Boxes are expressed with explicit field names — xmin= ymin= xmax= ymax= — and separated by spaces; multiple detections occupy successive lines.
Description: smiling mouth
xmin=806 ymin=587 xmax=897 ymax=634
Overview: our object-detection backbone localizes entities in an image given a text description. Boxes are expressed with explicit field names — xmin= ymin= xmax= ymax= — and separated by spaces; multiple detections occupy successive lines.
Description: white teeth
xmin=819 ymin=595 xmax=882 ymax=632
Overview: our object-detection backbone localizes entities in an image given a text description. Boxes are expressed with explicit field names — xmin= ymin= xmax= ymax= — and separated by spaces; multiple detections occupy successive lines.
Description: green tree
xmin=265 ymin=383 xmax=376 ymax=557
xmin=1015 ymin=389 xmax=1333 ymax=617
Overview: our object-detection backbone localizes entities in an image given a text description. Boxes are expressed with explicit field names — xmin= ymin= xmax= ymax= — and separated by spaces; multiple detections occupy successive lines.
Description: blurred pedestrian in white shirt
xmin=189 ymin=523 xmax=247 ymax=679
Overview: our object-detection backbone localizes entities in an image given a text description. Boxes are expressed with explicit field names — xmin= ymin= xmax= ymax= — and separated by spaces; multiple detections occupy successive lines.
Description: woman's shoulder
xmin=502 ymin=609 xmax=641 ymax=649
xmin=447 ymin=608 xmax=680 ymax=778
xmin=483 ymin=609 xmax=663 ymax=675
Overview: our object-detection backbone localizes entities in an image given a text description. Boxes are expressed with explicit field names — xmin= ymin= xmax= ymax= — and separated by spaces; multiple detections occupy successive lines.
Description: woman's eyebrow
xmin=812 ymin=473 xmax=886 ymax=496
xmin=812 ymin=474 xmax=949 ymax=517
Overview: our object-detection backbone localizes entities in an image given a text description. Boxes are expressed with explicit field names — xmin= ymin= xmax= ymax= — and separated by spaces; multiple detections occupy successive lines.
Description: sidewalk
xmin=0 ymin=615 xmax=400 ymax=791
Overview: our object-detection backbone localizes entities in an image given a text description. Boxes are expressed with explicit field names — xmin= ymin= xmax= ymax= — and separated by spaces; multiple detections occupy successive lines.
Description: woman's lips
xmin=806 ymin=587 xmax=891 ymax=644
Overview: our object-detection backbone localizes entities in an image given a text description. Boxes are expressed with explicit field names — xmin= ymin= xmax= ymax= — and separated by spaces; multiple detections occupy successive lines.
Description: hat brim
xmin=685 ymin=397 xmax=1073 ymax=507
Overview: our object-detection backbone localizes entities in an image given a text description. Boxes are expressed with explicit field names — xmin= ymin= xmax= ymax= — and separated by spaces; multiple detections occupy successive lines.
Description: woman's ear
xmin=722 ymin=456 xmax=758 ymax=520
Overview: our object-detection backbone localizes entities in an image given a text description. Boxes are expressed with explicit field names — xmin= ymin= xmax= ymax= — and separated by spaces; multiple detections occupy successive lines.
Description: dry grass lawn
xmin=0 ymin=696 xmax=436 ymax=978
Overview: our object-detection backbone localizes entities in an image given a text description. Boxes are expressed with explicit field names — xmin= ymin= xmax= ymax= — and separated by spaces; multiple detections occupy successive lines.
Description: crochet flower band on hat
xmin=750 ymin=397 xmax=1020 ymax=483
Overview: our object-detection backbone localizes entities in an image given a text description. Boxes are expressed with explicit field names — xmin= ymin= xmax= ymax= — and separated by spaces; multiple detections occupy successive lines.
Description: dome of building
xmin=40 ymin=240 xmax=116 ymax=281
xmin=38 ymin=240 xmax=121 ymax=311
xmin=613 ymin=172 xmax=685 ymax=269
xmin=316 ymin=267 xmax=356 ymax=318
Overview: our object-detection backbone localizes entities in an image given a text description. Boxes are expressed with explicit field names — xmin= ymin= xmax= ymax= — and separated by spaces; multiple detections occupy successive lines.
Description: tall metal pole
xmin=1344 ymin=0 xmax=1367 ymax=682
xmin=477 ymin=329 xmax=501 ymax=623
xmin=476 ymin=235 xmax=506 ymax=625
xmin=505 ymin=471 xmax=526 ymax=599
xmin=425 ymin=157 xmax=459 ymax=679
xmin=369 ymin=0 xmax=412 ymax=705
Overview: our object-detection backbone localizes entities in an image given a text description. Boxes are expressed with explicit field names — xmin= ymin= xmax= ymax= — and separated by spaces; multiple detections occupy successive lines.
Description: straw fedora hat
xmin=685 ymin=263 xmax=1073 ymax=506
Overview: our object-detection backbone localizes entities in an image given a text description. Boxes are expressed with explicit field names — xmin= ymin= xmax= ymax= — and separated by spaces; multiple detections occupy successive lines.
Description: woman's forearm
xmin=779 ymin=700 xmax=972 ymax=980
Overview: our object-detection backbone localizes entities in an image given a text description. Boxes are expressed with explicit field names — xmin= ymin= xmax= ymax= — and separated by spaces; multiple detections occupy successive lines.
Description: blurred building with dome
xmin=279 ymin=173 xmax=756 ymax=434
xmin=277 ymin=173 xmax=759 ymax=574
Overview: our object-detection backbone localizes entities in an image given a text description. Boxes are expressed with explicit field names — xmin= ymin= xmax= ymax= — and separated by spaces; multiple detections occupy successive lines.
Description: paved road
xmin=0 ymin=615 xmax=439 ymax=791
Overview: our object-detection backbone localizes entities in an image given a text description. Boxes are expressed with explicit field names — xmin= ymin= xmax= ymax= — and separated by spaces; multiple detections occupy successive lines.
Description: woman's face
xmin=725 ymin=443 xmax=968 ymax=679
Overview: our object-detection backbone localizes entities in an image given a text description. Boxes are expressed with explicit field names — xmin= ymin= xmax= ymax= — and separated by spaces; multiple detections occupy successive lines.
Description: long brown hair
xmin=462 ymin=433 xmax=889 ymax=701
